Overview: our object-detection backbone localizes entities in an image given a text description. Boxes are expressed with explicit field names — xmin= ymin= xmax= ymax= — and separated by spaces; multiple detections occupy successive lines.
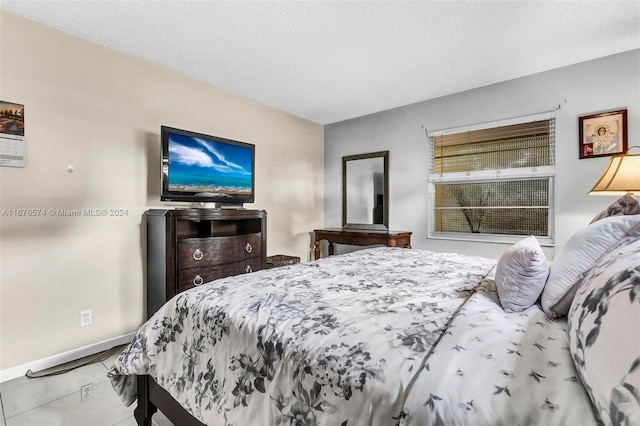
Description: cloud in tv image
xmin=167 ymin=133 xmax=252 ymax=196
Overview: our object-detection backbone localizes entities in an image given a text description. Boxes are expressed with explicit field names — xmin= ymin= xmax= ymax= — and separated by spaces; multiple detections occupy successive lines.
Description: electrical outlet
xmin=80 ymin=310 xmax=92 ymax=327
xmin=81 ymin=383 xmax=93 ymax=402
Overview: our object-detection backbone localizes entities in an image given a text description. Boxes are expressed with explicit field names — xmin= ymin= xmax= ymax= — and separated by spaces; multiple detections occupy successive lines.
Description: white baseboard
xmin=0 ymin=332 xmax=136 ymax=383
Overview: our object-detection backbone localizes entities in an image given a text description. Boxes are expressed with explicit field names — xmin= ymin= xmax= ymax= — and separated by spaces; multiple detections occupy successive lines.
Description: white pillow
xmin=495 ymin=236 xmax=549 ymax=312
xmin=541 ymin=214 xmax=640 ymax=319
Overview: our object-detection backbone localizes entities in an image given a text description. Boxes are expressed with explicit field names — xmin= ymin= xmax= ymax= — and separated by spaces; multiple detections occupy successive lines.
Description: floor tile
xmin=5 ymin=380 xmax=133 ymax=426
xmin=114 ymin=416 xmax=137 ymax=426
xmin=0 ymin=393 xmax=6 ymax=426
xmin=1 ymin=362 xmax=107 ymax=419
xmin=113 ymin=411 xmax=176 ymax=426
xmin=152 ymin=411 xmax=174 ymax=426
xmin=0 ymin=344 xmax=178 ymax=426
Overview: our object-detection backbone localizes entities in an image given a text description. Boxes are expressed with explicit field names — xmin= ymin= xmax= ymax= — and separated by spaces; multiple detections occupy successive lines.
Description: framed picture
xmin=579 ymin=109 xmax=627 ymax=159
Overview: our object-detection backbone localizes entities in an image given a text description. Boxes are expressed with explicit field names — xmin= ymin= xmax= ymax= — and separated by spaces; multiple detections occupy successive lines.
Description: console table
xmin=313 ymin=228 xmax=412 ymax=260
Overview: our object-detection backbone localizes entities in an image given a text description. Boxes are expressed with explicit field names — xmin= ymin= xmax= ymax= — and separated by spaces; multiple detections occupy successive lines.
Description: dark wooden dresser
xmin=145 ymin=208 xmax=267 ymax=318
xmin=313 ymin=228 xmax=411 ymax=260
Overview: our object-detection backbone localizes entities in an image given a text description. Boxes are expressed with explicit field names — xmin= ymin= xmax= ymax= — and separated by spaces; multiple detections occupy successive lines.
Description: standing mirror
xmin=342 ymin=151 xmax=389 ymax=231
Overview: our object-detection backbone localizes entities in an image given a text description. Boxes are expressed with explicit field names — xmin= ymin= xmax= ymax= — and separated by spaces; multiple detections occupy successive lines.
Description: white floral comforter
xmin=400 ymin=278 xmax=598 ymax=426
xmin=108 ymin=247 xmax=597 ymax=425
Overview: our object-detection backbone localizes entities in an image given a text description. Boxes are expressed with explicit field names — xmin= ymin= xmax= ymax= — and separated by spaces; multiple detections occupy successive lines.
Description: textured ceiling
xmin=2 ymin=1 xmax=640 ymax=124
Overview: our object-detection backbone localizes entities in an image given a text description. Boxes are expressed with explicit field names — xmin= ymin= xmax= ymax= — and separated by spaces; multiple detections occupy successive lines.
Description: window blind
xmin=427 ymin=113 xmax=555 ymax=243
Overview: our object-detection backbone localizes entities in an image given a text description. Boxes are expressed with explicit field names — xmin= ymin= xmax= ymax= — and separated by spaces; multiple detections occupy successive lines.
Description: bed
xmin=109 ymin=212 xmax=640 ymax=426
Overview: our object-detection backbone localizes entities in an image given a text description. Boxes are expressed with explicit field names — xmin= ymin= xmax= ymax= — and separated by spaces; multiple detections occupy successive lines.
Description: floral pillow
xmin=590 ymin=193 xmax=640 ymax=224
xmin=495 ymin=236 xmax=549 ymax=312
xmin=568 ymin=233 xmax=640 ymax=425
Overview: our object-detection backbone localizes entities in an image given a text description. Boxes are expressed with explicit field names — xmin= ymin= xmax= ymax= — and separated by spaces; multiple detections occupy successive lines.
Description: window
xmin=427 ymin=112 xmax=555 ymax=245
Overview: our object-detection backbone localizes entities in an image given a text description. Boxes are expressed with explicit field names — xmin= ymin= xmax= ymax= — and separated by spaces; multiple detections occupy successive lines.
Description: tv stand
xmin=144 ymin=208 xmax=267 ymax=319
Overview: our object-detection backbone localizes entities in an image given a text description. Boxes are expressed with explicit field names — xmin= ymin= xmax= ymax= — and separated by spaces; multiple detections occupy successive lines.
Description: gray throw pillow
xmin=590 ymin=193 xmax=640 ymax=224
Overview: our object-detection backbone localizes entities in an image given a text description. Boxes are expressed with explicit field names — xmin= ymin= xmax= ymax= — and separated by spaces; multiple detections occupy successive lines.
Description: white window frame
xmin=427 ymin=112 xmax=555 ymax=246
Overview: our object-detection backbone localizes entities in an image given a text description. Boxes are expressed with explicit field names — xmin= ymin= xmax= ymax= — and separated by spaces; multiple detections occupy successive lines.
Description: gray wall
xmin=324 ymin=49 xmax=639 ymax=259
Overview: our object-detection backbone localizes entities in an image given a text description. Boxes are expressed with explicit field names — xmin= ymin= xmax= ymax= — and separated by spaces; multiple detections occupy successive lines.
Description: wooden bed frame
xmin=135 ymin=375 xmax=205 ymax=426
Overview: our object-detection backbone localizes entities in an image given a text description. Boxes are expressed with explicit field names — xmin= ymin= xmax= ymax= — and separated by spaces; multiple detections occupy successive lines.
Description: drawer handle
xmin=193 ymin=275 xmax=204 ymax=286
xmin=245 ymin=243 xmax=253 ymax=253
xmin=192 ymin=249 xmax=203 ymax=261
xmin=245 ymin=265 xmax=253 ymax=273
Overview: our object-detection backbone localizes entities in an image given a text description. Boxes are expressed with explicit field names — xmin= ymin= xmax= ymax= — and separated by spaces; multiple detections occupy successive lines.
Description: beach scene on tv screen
xmin=167 ymin=132 xmax=252 ymax=195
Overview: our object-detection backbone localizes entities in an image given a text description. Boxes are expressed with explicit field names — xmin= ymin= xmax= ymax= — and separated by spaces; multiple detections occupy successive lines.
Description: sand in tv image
xmin=167 ymin=132 xmax=252 ymax=195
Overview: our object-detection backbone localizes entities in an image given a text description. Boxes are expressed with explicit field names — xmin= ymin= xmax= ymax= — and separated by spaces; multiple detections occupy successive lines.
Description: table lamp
xmin=589 ymin=146 xmax=640 ymax=196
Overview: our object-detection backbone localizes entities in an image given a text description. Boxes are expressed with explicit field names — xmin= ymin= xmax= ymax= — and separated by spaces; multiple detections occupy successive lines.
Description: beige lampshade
xmin=589 ymin=153 xmax=640 ymax=195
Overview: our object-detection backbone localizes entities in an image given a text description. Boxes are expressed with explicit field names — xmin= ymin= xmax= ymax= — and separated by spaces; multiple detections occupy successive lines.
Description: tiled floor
xmin=0 ymin=347 xmax=173 ymax=426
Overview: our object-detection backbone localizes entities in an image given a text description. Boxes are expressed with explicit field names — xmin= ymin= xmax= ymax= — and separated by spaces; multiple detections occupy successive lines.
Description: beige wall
xmin=0 ymin=11 xmax=324 ymax=370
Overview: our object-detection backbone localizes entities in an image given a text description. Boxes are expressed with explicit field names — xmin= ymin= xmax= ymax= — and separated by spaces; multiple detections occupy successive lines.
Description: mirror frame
xmin=342 ymin=150 xmax=389 ymax=231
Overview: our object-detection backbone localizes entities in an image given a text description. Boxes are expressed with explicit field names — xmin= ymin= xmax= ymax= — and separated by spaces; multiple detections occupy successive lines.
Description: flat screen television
xmin=161 ymin=126 xmax=255 ymax=207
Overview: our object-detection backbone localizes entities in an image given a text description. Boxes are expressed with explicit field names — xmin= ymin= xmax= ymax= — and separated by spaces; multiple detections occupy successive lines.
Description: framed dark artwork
xmin=579 ymin=109 xmax=627 ymax=159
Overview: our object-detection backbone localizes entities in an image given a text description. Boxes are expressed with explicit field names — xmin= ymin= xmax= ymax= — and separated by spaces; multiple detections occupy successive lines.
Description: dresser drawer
xmin=177 ymin=233 xmax=262 ymax=269
xmin=177 ymin=257 xmax=262 ymax=293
